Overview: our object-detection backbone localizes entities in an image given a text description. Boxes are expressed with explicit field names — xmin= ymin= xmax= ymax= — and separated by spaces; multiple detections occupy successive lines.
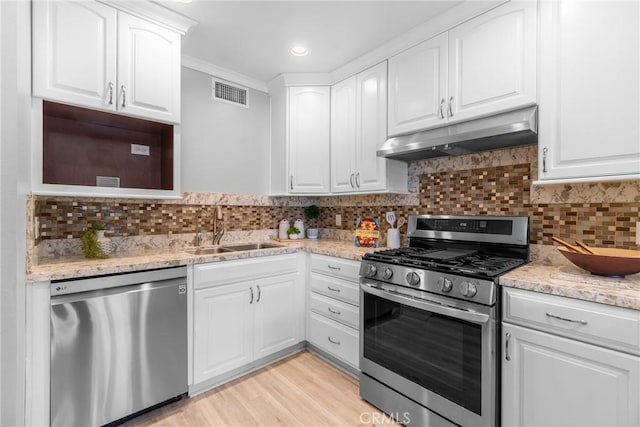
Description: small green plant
xmin=81 ymin=228 xmax=108 ymax=259
xmin=303 ymin=205 xmax=321 ymax=226
xmin=287 ymin=226 xmax=300 ymax=236
xmin=91 ymin=222 xmax=106 ymax=231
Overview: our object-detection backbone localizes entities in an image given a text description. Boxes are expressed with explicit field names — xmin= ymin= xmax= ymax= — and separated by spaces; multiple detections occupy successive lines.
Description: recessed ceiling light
xmin=290 ymin=46 xmax=309 ymax=57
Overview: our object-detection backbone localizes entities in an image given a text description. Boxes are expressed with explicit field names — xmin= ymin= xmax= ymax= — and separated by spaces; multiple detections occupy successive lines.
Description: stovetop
xmin=364 ymin=247 xmax=526 ymax=278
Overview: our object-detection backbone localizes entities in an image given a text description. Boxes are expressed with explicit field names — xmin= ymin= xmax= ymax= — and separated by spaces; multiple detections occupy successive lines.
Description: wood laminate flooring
xmin=125 ymin=351 xmax=400 ymax=427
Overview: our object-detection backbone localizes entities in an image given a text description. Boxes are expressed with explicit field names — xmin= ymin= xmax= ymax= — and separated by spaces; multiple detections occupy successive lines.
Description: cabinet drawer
xmin=311 ymin=292 xmax=359 ymax=329
xmin=310 ymin=272 xmax=359 ymax=305
xmin=309 ymin=312 xmax=359 ymax=368
xmin=194 ymin=254 xmax=299 ymax=289
xmin=503 ymin=287 xmax=640 ymax=355
xmin=310 ymin=254 xmax=360 ymax=282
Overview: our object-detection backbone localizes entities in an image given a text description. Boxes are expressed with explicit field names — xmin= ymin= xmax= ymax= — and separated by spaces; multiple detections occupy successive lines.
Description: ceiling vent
xmin=212 ymin=79 xmax=249 ymax=107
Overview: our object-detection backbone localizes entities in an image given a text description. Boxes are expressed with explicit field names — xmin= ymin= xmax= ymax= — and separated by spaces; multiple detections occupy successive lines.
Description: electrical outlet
xmin=34 ymin=217 xmax=40 ymax=239
xmin=636 ymin=222 xmax=640 ymax=245
xmin=336 ymin=214 xmax=342 ymax=226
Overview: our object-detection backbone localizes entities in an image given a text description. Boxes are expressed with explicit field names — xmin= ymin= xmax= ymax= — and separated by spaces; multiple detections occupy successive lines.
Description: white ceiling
xmin=156 ymin=1 xmax=462 ymax=84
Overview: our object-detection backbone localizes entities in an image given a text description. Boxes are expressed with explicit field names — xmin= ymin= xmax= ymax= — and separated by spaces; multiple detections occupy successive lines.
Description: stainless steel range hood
xmin=377 ymin=106 xmax=538 ymax=162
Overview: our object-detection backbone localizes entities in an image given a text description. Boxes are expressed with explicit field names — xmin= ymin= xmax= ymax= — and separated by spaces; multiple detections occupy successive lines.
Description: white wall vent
xmin=212 ymin=79 xmax=249 ymax=107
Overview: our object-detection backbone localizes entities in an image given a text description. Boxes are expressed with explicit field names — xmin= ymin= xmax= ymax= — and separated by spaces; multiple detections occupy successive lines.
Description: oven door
xmin=360 ymin=279 xmax=497 ymax=427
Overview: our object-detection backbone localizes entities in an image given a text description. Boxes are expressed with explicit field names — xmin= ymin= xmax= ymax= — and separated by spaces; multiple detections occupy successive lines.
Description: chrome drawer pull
xmin=327 ymin=265 xmax=341 ymax=271
xmin=327 ymin=307 xmax=341 ymax=315
xmin=327 ymin=336 xmax=341 ymax=345
xmin=327 ymin=286 xmax=341 ymax=293
xmin=249 ymin=287 xmax=254 ymax=304
xmin=256 ymin=285 xmax=261 ymax=303
xmin=545 ymin=312 xmax=588 ymax=325
xmin=505 ymin=332 xmax=511 ymax=361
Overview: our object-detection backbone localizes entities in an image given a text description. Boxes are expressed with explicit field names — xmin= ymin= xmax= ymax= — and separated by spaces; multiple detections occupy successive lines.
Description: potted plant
xmin=286 ymin=225 xmax=301 ymax=240
xmin=81 ymin=222 xmax=110 ymax=259
xmin=304 ymin=204 xmax=321 ymax=239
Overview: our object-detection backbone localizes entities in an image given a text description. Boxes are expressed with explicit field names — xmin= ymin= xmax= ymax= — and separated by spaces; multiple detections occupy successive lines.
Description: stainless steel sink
xmin=183 ymin=247 xmax=235 ymax=255
xmin=220 ymin=243 xmax=283 ymax=251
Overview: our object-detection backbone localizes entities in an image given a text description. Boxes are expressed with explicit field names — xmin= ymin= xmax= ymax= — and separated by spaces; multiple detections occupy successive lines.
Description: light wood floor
xmin=125 ymin=351 xmax=399 ymax=427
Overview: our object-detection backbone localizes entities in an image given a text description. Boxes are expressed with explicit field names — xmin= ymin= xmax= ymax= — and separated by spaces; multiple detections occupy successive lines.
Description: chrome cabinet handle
xmin=121 ymin=85 xmax=126 ymax=108
xmin=545 ymin=312 xmax=588 ymax=325
xmin=448 ymin=96 xmax=454 ymax=117
xmin=505 ymin=332 xmax=511 ymax=361
xmin=327 ymin=336 xmax=341 ymax=345
xmin=350 ymin=173 xmax=355 ymax=188
xmin=108 ymin=82 xmax=114 ymax=105
xmin=327 ymin=286 xmax=341 ymax=293
xmin=290 ymin=175 xmax=293 ymax=190
xmin=256 ymin=285 xmax=261 ymax=303
xmin=439 ymin=98 xmax=445 ymax=119
xmin=327 ymin=307 xmax=341 ymax=315
xmin=327 ymin=265 xmax=341 ymax=271
xmin=249 ymin=287 xmax=254 ymax=304
xmin=542 ymin=147 xmax=548 ymax=173
xmin=355 ymin=172 xmax=360 ymax=188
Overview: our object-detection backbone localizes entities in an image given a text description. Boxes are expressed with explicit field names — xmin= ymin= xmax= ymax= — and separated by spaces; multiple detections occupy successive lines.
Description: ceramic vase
xmin=96 ymin=230 xmax=113 ymax=256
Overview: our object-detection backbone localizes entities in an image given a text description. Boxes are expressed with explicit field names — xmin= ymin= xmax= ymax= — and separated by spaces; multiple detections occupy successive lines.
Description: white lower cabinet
xmin=307 ymin=254 xmax=361 ymax=369
xmin=192 ymin=254 xmax=304 ymax=386
xmin=502 ymin=288 xmax=640 ymax=427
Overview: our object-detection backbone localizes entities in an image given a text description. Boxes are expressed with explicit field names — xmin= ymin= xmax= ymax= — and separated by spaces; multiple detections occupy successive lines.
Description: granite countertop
xmin=27 ymin=239 xmax=380 ymax=283
xmin=500 ymin=262 xmax=640 ymax=311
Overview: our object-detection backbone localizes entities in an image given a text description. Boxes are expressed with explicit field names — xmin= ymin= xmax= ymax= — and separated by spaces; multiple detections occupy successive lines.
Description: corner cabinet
xmin=388 ymin=0 xmax=536 ymax=136
xmin=191 ymin=254 xmax=305 ymax=388
xmin=502 ymin=288 xmax=640 ymax=427
xmin=32 ymin=0 xmax=181 ymax=124
xmin=269 ymin=83 xmax=331 ymax=195
xmin=536 ymin=0 xmax=640 ymax=183
xmin=331 ymin=62 xmax=407 ymax=194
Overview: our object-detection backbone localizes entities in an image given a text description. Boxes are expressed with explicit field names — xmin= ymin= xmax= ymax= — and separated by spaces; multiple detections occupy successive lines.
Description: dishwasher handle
xmin=51 ymin=276 xmax=186 ymax=306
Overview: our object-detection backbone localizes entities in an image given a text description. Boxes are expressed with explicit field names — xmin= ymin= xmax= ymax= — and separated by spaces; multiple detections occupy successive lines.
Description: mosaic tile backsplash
xmin=32 ymin=146 xmax=639 ymax=250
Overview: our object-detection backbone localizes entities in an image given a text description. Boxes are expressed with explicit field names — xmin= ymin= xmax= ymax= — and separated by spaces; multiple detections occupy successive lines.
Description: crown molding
xmin=98 ymin=0 xmax=198 ymax=35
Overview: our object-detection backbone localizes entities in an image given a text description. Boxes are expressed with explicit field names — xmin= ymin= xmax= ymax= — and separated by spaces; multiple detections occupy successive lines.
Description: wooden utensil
xmin=574 ymin=241 xmax=595 ymax=255
xmin=397 ymin=217 xmax=406 ymax=229
xmin=552 ymin=236 xmax=587 ymax=254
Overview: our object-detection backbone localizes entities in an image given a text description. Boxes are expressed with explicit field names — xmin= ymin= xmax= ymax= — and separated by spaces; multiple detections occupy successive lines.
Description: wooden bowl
xmin=558 ymin=247 xmax=640 ymax=277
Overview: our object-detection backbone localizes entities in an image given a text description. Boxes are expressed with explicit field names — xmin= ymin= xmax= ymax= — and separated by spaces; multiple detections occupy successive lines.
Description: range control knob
xmin=438 ymin=277 xmax=453 ymax=293
xmin=365 ymin=264 xmax=378 ymax=277
xmin=406 ymin=272 xmax=420 ymax=286
xmin=382 ymin=267 xmax=393 ymax=280
xmin=460 ymin=281 xmax=478 ymax=298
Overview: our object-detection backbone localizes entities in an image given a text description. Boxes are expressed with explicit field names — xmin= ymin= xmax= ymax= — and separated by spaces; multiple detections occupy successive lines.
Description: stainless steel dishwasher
xmin=50 ymin=267 xmax=188 ymax=427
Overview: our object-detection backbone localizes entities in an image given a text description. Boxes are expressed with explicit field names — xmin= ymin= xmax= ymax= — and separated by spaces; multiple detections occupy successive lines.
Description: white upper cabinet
xmin=330 ymin=77 xmax=358 ymax=193
xmin=387 ymin=1 xmax=536 ymax=136
xmin=288 ymin=86 xmax=331 ymax=194
xmin=388 ymin=33 xmax=448 ymax=136
xmin=117 ymin=13 xmax=181 ymax=123
xmin=448 ymin=0 xmax=536 ymax=122
xmin=537 ymin=0 xmax=640 ymax=183
xmin=32 ymin=1 xmax=117 ymax=111
xmin=331 ymin=62 xmax=407 ymax=194
xmin=32 ymin=0 xmax=181 ymax=124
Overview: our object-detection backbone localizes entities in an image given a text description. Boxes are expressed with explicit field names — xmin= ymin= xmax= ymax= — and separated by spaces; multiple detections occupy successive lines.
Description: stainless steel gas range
xmin=359 ymin=215 xmax=529 ymax=427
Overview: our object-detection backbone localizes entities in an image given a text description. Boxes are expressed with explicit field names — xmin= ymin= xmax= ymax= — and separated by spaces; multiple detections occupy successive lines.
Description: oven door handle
xmin=361 ymin=282 xmax=490 ymax=324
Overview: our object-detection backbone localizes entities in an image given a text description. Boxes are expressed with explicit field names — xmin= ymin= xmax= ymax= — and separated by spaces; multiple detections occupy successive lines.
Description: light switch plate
xmin=336 ymin=214 xmax=342 ymax=226
xmin=636 ymin=222 xmax=640 ymax=245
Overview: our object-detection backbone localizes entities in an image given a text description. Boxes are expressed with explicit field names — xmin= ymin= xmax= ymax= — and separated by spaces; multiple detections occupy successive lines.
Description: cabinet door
xmin=388 ymin=33 xmax=448 ymax=136
xmin=193 ymin=283 xmax=253 ymax=383
xmin=32 ymin=0 xmax=117 ymax=110
xmin=448 ymin=1 xmax=536 ymax=122
xmin=502 ymin=323 xmax=639 ymax=427
xmin=117 ymin=12 xmax=181 ymax=123
xmin=355 ymin=62 xmax=388 ymax=192
xmin=330 ymin=77 xmax=357 ymax=193
xmin=253 ymin=273 xmax=303 ymax=360
xmin=288 ymin=86 xmax=330 ymax=194
xmin=538 ymin=0 xmax=640 ymax=182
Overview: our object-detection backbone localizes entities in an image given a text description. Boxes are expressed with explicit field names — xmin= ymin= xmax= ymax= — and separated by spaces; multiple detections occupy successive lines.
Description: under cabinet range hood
xmin=377 ymin=106 xmax=538 ymax=162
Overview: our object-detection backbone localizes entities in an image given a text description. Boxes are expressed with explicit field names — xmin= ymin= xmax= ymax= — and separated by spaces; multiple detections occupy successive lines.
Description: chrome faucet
xmin=213 ymin=206 xmax=225 ymax=245
xmin=194 ymin=210 xmax=203 ymax=247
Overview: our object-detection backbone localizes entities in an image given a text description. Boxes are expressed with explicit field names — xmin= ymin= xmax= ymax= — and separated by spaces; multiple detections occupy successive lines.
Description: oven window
xmin=363 ymin=292 xmax=482 ymax=415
